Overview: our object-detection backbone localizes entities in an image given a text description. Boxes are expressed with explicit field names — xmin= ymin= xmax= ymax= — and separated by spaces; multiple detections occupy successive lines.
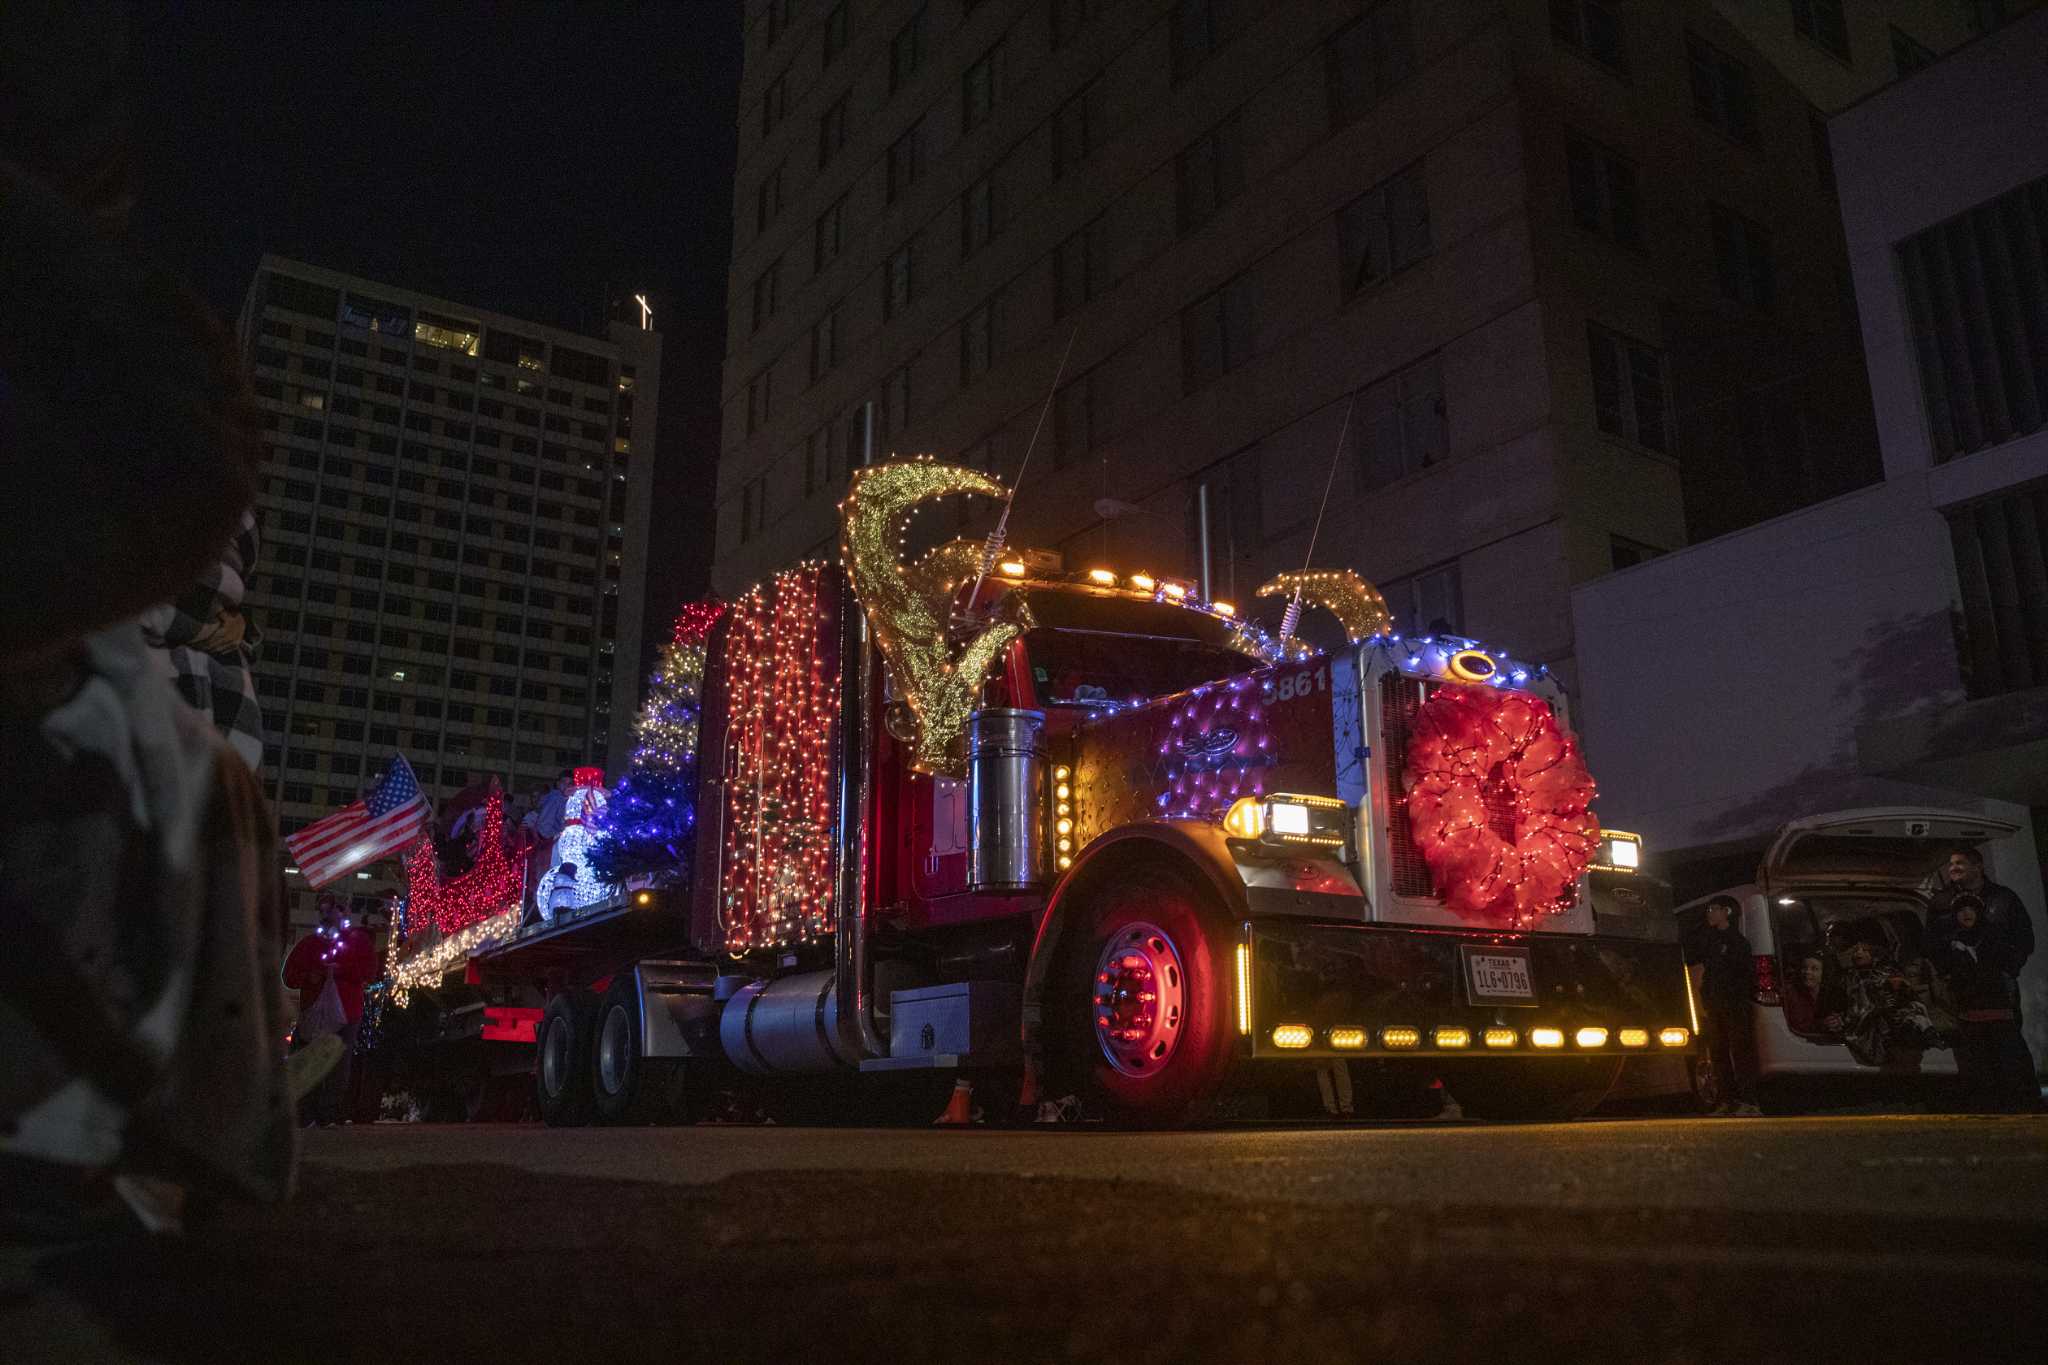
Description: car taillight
xmin=1753 ymin=954 xmax=1780 ymax=1006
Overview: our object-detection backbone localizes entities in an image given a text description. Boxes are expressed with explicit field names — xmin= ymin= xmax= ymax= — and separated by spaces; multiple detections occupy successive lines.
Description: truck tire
xmin=536 ymin=991 xmax=597 ymax=1127
xmin=1446 ymin=1057 xmax=1622 ymax=1122
xmin=1048 ymin=868 xmax=1236 ymax=1128
xmin=592 ymin=976 xmax=658 ymax=1125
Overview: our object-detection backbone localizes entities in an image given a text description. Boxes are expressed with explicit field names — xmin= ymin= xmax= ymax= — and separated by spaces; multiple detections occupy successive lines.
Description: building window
xmin=1052 ymin=373 xmax=1092 ymax=468
xmin=1890 ymin=24 xmax=1935 ymax=77
xmin=751 ymin=259 xmax=781 ymax=332
xmin=1898 ymin=173 xmax=2048 ymax=462
xmin=1791 ymin=0 xmax=1850 ymax=61
xmin=1588 ymin=324 xmax=1669 ymax=452
xmin=887 ymin=118 xmax=926 ymax=203
xmin=1181 ymin=271 xmax=1259 ymax=392
xmin=1054 ymin=228 xmax=1092 ymax=319
xmin=1549 ymin=0 xmax=1625 ymax=74
xmin=1687 ymin=33 xmax=1757 ymax=143
xmin=1325 ymin=0 xmax=1413 ymax=127
xmin=763 ymin=0 xmax=792 ymax=47
xmin=1709 ymin=204 xmax=1774 ymax=310
xmin=961 ymin=175 xmax=1005 ymax=257
xmin=1382 ymin=561 xmax=1463 ymax=635
xmin=747 ymin=367 xmax=773 ymax=435
xmin=818 ymin=93 xmax=847 ymax=168
xmin=1338 ymin=161 xmax=1431 ymax=296
xmin=883 ymin=240 xmax=917 ymax=320
xmin=740 ymin=475 xmax=767 ymax=544
xmin=883 ymin=366 xmax=913 ymax=436
xmin=1566 ymin=132 xmax=1638 ymax=246
xmin=1171 ymin=0 xmax=1249 ymax=85
xmin=890 ymin=7 xmax=926 ymax=93
xmin=761 ymin=71 xmax=788 ymax=137
xmin=1050 ymin=0 xmax=1092 ymax=50
xmin=755 ymin=163 xmax=785 ymax=232
xmin=822 ymin=1 xmax=849 ymax=65
xmin=815 ymin=194 xmax=847 ymax=271
xmin=1176 ymin=113 xmax=1245 ymax=236
xmin=809 ymin=307 xmax=840 ymax=384
xmin=963 ymin=42 xmax=1004 ymax=132
xmin=1352 ymin=355 xmax=1446 ymax=492
xmin=1948 ymin=483 xmax=2048 ymax=698
xmin=1051 ymin=81 xmax=1100 ymax=179
xmin=804 ymin=424 xmax=836 ymax=497
xmin=961 ymin=297 xmax=1000 ymax=387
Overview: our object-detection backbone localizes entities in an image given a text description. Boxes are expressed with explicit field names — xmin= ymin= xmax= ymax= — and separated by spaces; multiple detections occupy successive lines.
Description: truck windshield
xmin=1025 ymin=626 xmax=1253 ymax=709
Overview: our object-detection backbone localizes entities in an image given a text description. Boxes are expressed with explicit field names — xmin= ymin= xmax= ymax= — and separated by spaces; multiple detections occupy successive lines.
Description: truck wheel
xmin=1050 ymin=869 xmax=1235 ymax=1128
xmin=536 ymin=992 xmax=597 ymax=1127
xmin=592 ymin=976 xmax=655 ymax=1125
xmin=1447 ymin=1057 xmax=1622 ymax=1121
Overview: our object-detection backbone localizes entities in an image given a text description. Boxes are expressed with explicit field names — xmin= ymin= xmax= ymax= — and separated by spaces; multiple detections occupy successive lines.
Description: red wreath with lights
xmin=1404 ymin=685 xmax=1599 ymax=925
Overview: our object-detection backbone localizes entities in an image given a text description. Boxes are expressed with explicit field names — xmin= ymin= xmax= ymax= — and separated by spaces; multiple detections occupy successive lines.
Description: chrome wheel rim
xmin=541 ymin=1017 xmax=571 ymax=1097
xmin=1092 ymin=921 xmax=1187 ymax=1078
xmin=598 ymin=1004 xmax=630 ymax=1095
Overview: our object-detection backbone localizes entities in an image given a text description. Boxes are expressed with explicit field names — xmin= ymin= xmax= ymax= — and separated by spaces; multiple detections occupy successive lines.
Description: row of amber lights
xmin=1053 ymin=764 xmax=1075 ymax=872
xmin=1269 ymin=1024 xmax=1692 ymax=1051
xmin=999 ymin=560 xmax=1238 ymax=619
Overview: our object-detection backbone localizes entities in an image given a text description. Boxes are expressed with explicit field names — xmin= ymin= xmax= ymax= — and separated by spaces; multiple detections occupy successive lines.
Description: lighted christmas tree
xmin=588 ymin=598 xmax=723 ymax=885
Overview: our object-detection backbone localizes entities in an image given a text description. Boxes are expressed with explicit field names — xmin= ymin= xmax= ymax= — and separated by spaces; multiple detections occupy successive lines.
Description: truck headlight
xmin=1593 ymin=829 xmax=1642 ymax=871
xmin=1222 ymin=793 xmax=1350 ymax=852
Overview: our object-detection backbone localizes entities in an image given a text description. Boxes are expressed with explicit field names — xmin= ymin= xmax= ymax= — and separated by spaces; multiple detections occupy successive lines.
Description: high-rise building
xmin=713 ymin=0 xmax=1877 ymax=687
xmin=236 ymin=257 xmax=661 ymax=928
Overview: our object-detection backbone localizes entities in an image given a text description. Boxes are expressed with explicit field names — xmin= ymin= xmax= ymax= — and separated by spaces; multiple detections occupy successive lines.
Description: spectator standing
xmin=1931 ymin=848 xmax=2041 ymax=1112
xmin=281 ymin=896 xmax=379 ymax=1125
xmin=1685 ymin=895 xmax=1762 ymax=1116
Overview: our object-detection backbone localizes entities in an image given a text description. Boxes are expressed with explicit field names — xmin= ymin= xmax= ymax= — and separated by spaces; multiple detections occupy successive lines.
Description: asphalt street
xmin=11 ymin=1114 xmax=2047 ymax=1364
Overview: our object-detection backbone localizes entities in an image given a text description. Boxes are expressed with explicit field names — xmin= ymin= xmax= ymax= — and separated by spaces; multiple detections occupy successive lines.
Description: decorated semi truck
xmin=378 ymin=460 xmax=1694 ymax=1126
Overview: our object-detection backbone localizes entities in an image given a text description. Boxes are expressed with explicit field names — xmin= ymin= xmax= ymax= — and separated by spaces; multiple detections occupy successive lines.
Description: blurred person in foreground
xmin=0 ymin=0 xmax=301 ymax=1257
xmin=282 ymin=895 xmax=380 ymax=1125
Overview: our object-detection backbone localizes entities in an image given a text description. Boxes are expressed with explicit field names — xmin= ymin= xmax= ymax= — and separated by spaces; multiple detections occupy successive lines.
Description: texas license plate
xmin=1462 ymin=945 xmax=1536 ymax=1005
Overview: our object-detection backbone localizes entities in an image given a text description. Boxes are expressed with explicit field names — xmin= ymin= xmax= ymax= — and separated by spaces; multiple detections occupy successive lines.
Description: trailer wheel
xmin=1445 ymin=1057 xmax=1622 ymax=1122
xmin=592 ymin=976 xmax=658 ymax=1125
xmin=1049 ymin=868 xmax=1235 ymax=1128
xmin=536 ymin=992 xmax=597 ymax=1127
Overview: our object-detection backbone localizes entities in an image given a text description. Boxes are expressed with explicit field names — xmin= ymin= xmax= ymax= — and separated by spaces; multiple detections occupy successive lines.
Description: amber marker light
xmin=1381 ymin=1026 xmax=1421 ymax=1050
xmin=1235 ymin=943 xmax=1252 ymax=1035
xmin=1618 ymin=1028 xmax=1650 ymax=1048
xmin=1659 ymin=1027 xmax=1691 ymax=1048
xmin=999 ymin=560 xmax=1027 ymax=577
xmin=1530 ymin=1027 xmax=1565 ymax=1049
xmin=1483 ymin=1027 xmax=1518 ymax=1049
xmin=1211 ymin=600 xmax=1236 ymax=617
xmin=1575 ymin=1027 xmax=1609 ymax=1049
xmin=1433 ymin=1026 xmax=1471 ymax=1050
xmin=632 ymin=890 xmax=654 ymax=907
xmin=1272 ymin=1024 xmax=1313 ymax=1049
xmin=1087 ymin=567 xmax=1118 ymax=586
xmin=1222 ymin=795 xmax=1266 ymax=840
xmin=1053 ymin=764 xmax=1071 ymax=780
xmin=1328 ymin=1027 xmax=1367 ymax=1050
xmin=1161 ymin=581 xmax=1188 ymax=600
xmin=1129 ymin=573 xmax=1157 ymax=592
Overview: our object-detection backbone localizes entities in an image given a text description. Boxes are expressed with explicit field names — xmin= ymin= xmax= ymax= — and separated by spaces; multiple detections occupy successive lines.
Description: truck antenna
xmin=1280 ymin=393 xmax=1356 ymax=642
xmin=970 ymin=323 xmax=1080 ymax=608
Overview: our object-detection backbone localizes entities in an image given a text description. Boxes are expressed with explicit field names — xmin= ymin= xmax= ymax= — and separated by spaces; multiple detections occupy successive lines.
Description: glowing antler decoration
xmin=841 ymin=460 xmax=1018 ymax=776
xmin=1257 ymin=569 xmax=1393 ymax=648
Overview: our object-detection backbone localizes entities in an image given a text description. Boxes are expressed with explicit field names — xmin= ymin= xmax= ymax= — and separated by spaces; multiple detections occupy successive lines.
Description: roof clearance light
xmin=1483 ymin=1027 xmax=1518 ymax=1049
xmin=1433 ymin=1026 xmax=1471 ymax=1049
xmin=1087 ymin=568 xmax=1118 ymax=586
xmin=1129 ymin=573 xmax=1157 ymax=592
xmin=1381 ymin=1026 xmax=1421 ymax=1049
xmin=1272 ymin=1024 xmax=1314 ymax=1049
xmin=1618 ymin=1028 xmax=1650 ymax=1048
xmin=999 ymin=560 xmax=1027 ymax=577
xmin=1575 ymin=1027 xmax=1609 ymax=1049
xmin=1659 ymin=1027 xmax=1691 ymax=1048
xmin=1212 ymin=600 xmax=1236 ymax=617
xmin=1530 ymin=1027 xmax=1565 ymax=1049
xmin=1161 ymin=581 xmax=1188 ymax=600
xmin=1328 ymin=1027 xmax=1367 ymax=1050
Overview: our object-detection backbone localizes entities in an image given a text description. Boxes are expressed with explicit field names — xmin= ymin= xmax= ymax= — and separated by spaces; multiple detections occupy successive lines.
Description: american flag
xmin=286 ymin=754 xmax=430 ymax=888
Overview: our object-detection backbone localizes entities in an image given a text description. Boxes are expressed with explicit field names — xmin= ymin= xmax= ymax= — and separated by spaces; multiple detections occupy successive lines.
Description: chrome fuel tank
xmin=969 ymin=707 xmax=1046 ymax=891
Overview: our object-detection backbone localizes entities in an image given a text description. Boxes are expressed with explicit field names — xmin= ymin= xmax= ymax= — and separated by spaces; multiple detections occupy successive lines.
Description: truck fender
xmin=1020 ymin=821 xmax=1249 ymax=1058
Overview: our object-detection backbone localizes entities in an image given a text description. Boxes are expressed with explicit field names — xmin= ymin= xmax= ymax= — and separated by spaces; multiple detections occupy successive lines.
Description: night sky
xmin=125 ymin=0 xmax=743 ymax=664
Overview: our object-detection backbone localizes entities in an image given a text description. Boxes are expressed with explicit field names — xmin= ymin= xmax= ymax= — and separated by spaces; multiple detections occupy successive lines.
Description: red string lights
xmin=404 ymin=789 xmax=525 ymax=936
xmin=718 ymin=563 xmax=841 ymax=952
xmin=672 ymin=596 xmax=726 ymax=649
xmin=1404 ymin=685 xmax=1598 ymax=926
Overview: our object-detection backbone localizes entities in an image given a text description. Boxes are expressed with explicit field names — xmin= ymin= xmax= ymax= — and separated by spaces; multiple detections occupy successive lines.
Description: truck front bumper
xmin=1240 ymin=919 xmax=1696 ymax=1061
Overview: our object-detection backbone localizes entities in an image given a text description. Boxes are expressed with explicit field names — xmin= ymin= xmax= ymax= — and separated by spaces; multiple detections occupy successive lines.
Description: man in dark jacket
xmin=1685 ymin=895 xmax=1761 ymax=1115
xmin=1930 ymin=848 xmax=2040 ymax=1112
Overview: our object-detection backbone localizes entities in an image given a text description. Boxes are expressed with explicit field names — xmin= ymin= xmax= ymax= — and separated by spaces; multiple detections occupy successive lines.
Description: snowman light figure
xmin=536 ymin=767 xmax=609 ymax=920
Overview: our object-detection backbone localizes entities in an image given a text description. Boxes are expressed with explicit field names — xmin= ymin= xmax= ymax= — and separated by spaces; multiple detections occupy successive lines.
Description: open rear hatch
xmin=1759 ymin=807 xmax=2018 ymax=891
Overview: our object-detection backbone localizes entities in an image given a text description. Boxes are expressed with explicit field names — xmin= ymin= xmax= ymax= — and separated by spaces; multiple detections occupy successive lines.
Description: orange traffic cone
xmin=934 ymin=1077 xmax=974 ymax=1126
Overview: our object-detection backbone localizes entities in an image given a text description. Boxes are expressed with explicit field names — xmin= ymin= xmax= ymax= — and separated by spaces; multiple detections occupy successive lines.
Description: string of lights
xmin=402 ymin=790 xmax=523 ymax=937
